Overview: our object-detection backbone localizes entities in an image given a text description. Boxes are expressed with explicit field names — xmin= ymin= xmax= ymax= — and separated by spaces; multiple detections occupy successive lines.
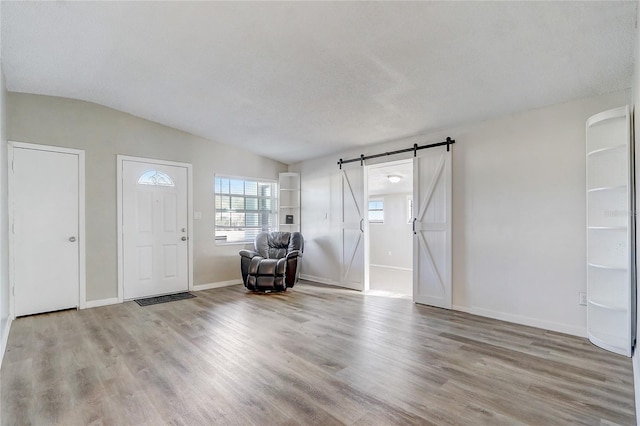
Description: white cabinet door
xmin=340 ymin=166 xmax=365 ymax=291
xmin=122 ymin=161 xmax=189 ymax=299
xmin=13 ymin=147 xmax=80 ymax=316
xmin=413 ymin=148 xmax=452 ymax=309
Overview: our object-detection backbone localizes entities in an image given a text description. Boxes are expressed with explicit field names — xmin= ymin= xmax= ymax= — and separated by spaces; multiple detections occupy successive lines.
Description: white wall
xmin=369 ymin=193 xmax=412 ymax=269
xmin=0 ymin=62 xmax=10 ymax=365
xmin=632 ymin=1 xmax=640 ymax=421
xmin=292 ymin=89 xmax=630 ymax=336
xmin=7 ymin=93 xmax=287 ymax=302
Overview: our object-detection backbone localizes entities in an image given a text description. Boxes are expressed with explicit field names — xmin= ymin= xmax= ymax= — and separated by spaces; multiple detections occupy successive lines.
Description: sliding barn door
xmin=413 ymin=148 xmax=452 ymax=308
xmin=340 ymin=165 xmax=365 ymax=291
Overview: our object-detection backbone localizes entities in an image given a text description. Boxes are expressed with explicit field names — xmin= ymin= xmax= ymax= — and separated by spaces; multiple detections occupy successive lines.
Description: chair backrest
xmin=255 ymin=231 xmax=303 ymax=259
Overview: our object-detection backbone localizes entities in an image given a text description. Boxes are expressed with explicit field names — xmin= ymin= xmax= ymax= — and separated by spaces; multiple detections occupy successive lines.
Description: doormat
xmin=134 ymin=292 xmax=196 ymax=307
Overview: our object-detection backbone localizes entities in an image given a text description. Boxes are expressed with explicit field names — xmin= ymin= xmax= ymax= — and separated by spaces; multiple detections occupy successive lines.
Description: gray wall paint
xmin=7 ymin=93 xmax=287 ymax=301
xmin=292 ymin=89 xmax=630 ymax=336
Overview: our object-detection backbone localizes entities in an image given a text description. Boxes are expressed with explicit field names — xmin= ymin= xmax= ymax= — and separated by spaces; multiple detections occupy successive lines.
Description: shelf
xmin=587 ymin=299 xmax=626 ymax=312
xmin=586 ymin=106 xmax=629 ymax=128
xmin=588 ymin=331 xmax=628 ymax=357
xmin=587 ymin=226 xmax=627 ymax=230
xmin=586 ymin=105 xmax=631 ymax=358
xmin=587 ymin=185 xmax=626 ymax=193
xmin=278 ymin=172 xmax=300 ymax=232
xmin=587 ymin=262 xmax=627 ymax=271
xmin=587 ymin=144 xmax=627 ymax=156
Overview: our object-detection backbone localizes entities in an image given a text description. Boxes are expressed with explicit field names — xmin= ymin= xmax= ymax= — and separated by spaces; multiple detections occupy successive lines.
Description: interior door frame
xmin=8 ymin=141 xmax=86 ymax=318
xmin=116 ymin=155 xmax=193 ymax=303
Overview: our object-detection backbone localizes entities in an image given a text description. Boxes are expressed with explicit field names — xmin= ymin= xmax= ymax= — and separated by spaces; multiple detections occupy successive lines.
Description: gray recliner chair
xmin=239 ymin=231 xmax=304 ymax=292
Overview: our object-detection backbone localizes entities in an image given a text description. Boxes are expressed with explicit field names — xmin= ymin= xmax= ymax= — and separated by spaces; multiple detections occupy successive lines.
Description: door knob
xmin=69 ymin=236 xmax=77 ymax=242
xmin=181 ymin=236 xmax=188 ymax=241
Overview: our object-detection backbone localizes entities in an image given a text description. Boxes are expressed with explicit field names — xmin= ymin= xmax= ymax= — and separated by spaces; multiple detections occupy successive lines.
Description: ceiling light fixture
xmin=387 ymin=175 xmax=401 ymax=183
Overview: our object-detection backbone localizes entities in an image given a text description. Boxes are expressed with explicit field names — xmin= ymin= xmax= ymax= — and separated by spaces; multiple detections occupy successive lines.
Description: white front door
xmin=12 ymin=146 xmax=82 ymax=316
xmin=413 ymin=148 xmax=452 ymax=308
xmin=122 ymin=160 xmax=189 ymax=299
xmin=340 ymin=165 xmax=365 ymax=291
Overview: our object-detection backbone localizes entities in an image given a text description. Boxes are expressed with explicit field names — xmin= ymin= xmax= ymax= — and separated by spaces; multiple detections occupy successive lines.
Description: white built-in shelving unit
xmin=278 ymin=172 xmax=300 ymax=232
xmin=586 ymin=105 xmax=634 ymax=357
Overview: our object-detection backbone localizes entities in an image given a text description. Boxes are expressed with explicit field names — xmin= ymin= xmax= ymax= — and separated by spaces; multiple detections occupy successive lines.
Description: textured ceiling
xmin=368 ymin=160 xmax=413 ymax=197
xmin=1 ymin=2 xmax=636 ymax=164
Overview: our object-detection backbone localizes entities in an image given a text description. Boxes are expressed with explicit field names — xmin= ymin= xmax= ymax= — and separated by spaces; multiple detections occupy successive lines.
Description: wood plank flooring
xmin=1 ymin=281 xmax=635 ymax=425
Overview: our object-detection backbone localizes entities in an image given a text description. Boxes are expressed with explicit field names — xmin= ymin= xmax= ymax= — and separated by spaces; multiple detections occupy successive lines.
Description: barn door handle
xmin=68 ymin=236 xmax=77 ymax=242
xmin=359 ymin=218 xmax=364 ymax=233
xmin=412 ymin=218 xmax=417 ymax=235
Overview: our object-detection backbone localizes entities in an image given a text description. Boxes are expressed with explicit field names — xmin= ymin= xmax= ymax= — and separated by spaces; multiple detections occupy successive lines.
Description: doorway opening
xmin=365 ymin=159 xmax=413 ymax=298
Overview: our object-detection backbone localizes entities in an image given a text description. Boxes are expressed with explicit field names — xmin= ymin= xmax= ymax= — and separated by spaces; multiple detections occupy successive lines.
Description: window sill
xmin=215 ymin=240 xmax=253 ymax=246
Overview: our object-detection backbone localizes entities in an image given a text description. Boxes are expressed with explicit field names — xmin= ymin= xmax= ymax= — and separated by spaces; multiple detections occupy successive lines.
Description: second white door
xmin=12 ymin=145 xmax=82 ymax=316
xmin=122 ymin=160 xmax=189 ymax=299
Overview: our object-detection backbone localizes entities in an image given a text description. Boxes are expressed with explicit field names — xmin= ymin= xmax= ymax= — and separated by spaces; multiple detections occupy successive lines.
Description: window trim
xmin=214 ymin=174 xmax=277 ymax=245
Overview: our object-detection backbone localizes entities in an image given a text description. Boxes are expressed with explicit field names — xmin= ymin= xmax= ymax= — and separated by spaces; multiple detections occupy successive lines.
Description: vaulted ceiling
xmin=1 ymin=1 xmax=636 ymax=164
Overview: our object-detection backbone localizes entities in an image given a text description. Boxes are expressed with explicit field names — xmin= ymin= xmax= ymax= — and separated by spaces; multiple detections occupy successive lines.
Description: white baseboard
xmin=299 ymin=274 xmax=339 ymax=286
xmin=0 ymin=316 xmax=13 ymax=370
xmin=192 ymin=279 xmax=242 ymax=291
xmin=84 ymin=297 xmax=120 ymax=309
xmin=452 ymin=304 xmax=587 ymax=337
xmin=369 ymin=264 xmax=412 ymax=272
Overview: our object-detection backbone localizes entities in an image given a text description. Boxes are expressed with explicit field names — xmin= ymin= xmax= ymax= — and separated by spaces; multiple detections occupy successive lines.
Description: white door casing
xmin=340 ymin=165 xmax=365 ymax=291
xmin=413 ymin=148 xmax=452 ymax=308
xmin=119 ymin=157 xmax=192 ymax=300
xmin=9 ymin=143 xmax=85 ymax=317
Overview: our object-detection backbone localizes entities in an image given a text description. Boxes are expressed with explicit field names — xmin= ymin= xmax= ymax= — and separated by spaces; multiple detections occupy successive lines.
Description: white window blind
xmin=215 ymin=176 xmax=276 ymax=243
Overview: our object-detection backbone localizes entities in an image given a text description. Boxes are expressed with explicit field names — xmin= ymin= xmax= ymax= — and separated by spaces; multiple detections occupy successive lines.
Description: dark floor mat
xmin=134 ymin=292 xmax=196 ymax=306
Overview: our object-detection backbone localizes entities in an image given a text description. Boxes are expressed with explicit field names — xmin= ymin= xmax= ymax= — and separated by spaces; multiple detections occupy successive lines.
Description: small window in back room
xmin=368 ymin=199 xmax=384 ymax=223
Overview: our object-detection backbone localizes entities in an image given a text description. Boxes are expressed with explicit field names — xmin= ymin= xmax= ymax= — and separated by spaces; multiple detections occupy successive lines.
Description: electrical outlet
xmin=579 ymin=292 xmax=588 ymax=306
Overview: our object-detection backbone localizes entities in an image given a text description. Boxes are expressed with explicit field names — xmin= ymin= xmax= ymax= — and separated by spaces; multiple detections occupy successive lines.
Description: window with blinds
xmin=214 ymin=176 xmax=276 ymax=243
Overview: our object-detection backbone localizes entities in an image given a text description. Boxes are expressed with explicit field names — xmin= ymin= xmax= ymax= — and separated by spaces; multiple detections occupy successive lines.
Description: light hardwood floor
xmin=1 ymin=281 xmax=635 ymax=425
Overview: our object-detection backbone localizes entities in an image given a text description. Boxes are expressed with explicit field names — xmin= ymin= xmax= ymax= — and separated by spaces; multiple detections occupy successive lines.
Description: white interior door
xmin=340 ymin=165 xmax=365 ymax=290
xmin=413 ymin=148 xmax=452 ymax=308
xmin=122 ymin=160 xmax=189 ymax=299
xmin=12 ymin=146 xmax=81 ymax=316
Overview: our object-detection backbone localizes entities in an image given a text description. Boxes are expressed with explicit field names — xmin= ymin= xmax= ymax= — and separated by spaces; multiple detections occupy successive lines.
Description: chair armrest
xmin=239 ymin=250 xmax=260 ymax=259
xmin=276 ymin=258 xmax=287 ymax=275
xmin=286 ymin=250 xmax=303 ymax=260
